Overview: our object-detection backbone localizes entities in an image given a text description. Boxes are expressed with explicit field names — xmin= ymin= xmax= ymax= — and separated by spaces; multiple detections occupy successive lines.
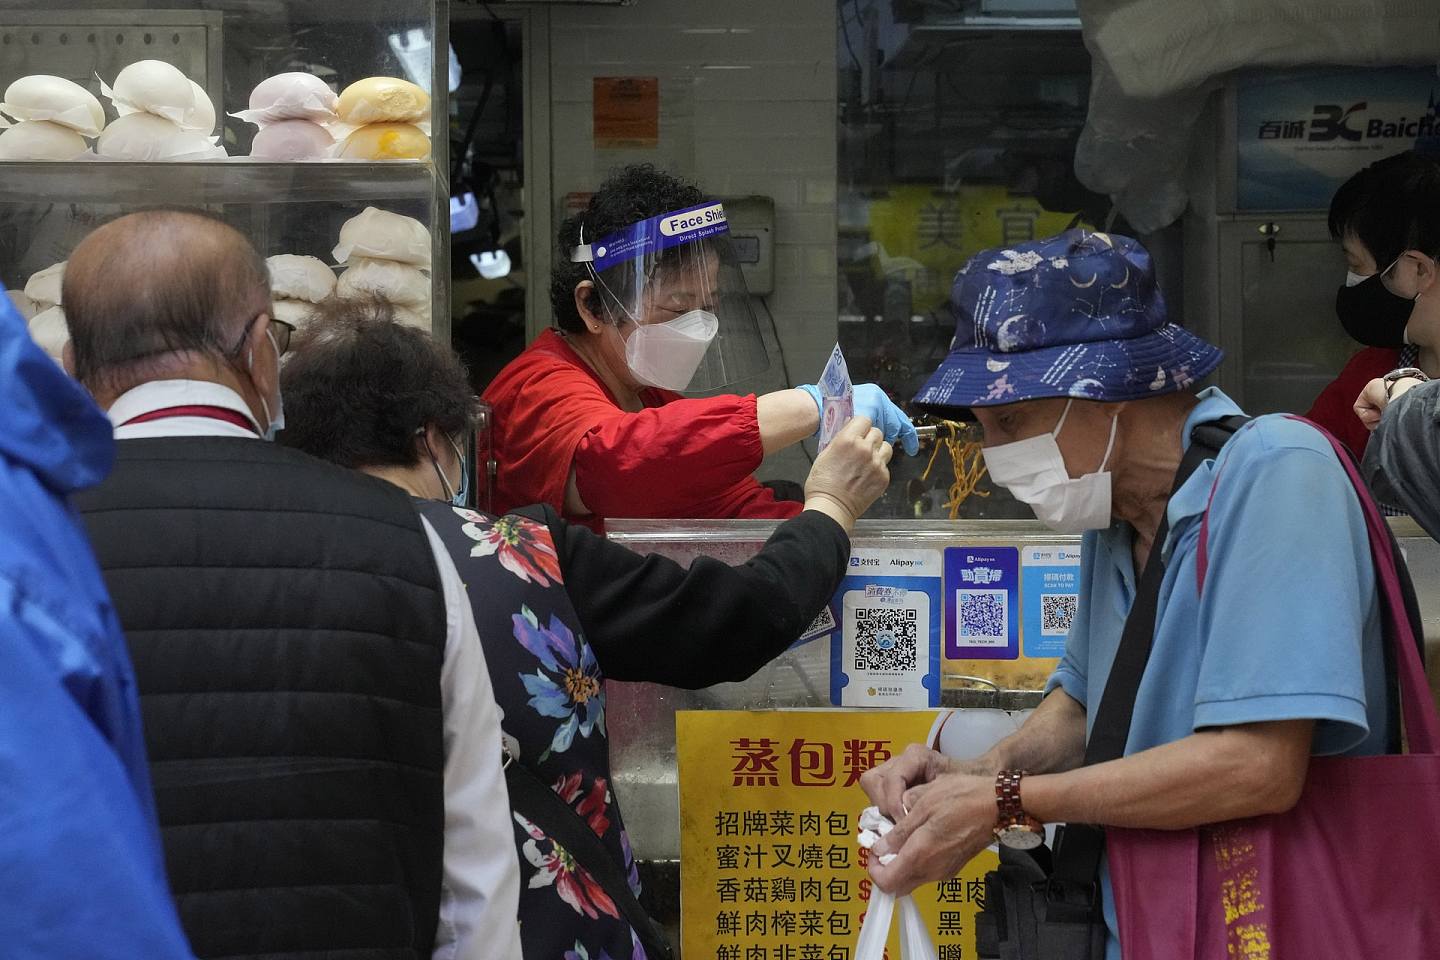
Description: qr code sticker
xmin=799 ymin=605 xmax=837 ymax=642
xmin=853 ymin=607 xmax=919 ymax=672
xmin=1040 ymin=594 xmax=1077 ymax=636
xmin=958 ymin=589 xmax=1007 ymax=645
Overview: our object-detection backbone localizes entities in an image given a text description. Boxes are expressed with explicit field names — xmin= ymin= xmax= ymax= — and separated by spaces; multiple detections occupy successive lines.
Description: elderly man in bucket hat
xmin=860 ymin=231 xmax=1390 ymax=960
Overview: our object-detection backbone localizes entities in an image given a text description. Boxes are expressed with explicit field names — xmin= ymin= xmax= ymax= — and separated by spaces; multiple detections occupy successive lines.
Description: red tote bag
xmin=1107 ymin=421 xmax=1440 ymax=959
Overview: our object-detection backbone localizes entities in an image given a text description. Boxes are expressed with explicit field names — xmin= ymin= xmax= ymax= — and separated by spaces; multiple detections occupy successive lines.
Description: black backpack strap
xmin=1046 ymin=416 xmax=1250 ymax=912
xmin=505 ymin=756 xmax=674 ymax=960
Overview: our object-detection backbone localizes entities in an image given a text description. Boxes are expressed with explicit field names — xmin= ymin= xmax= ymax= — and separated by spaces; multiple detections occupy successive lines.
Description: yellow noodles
xmin=919 ymin=420 xmax=989 ymax=519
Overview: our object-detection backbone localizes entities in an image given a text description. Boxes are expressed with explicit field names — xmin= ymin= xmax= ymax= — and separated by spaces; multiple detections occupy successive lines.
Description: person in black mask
xmin=1305 ymin=150 xmax=1440 ymax=457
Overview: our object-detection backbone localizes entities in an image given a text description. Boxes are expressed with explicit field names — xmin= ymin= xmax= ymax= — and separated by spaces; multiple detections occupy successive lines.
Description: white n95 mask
xmin=624 ymin=309 xmax=720 ymax=391
xmin=982 ymin=399 xmax=1118 ymax=534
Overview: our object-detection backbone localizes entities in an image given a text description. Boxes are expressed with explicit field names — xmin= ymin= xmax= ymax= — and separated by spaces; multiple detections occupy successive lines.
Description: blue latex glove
xmin=797 ymin=383 xmax=919 ymax=456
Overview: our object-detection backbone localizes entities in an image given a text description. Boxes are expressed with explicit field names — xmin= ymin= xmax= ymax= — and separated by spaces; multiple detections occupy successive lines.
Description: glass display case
xmin=0 ymin=1 xmax=450 ymax=333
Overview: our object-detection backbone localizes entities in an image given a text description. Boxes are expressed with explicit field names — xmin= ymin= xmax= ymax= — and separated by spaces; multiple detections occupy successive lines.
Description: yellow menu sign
xmin=677 ymin=710 xmax=998 ymax=960
xmin=865 ymin=185 xmax=1085 ymax=314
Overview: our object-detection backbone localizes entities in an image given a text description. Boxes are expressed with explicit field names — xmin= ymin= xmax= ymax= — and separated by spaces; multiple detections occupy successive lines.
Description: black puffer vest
xmin=76 ymin=437 xmax=447 ymax=960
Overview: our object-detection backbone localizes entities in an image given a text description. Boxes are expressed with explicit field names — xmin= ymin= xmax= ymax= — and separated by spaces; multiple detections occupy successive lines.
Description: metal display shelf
xmin=605 ymin=517 xmax=1066 ymax=545
xmin=0 ymin=161 xmax=436 ymax=206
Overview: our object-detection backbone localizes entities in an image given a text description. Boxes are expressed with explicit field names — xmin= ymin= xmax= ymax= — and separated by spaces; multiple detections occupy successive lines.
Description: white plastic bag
xmin=855 ymin=888 xmax=896 ymax=960
xmin=854 ymin=888 xmax=937 ymax=960
xmin=855 ymin=807 xmax=939 ymax=960
xmin=897 ymin=896 xmax=938 ymax=960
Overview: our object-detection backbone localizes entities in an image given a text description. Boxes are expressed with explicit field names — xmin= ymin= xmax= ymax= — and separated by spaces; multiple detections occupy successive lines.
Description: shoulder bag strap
xmin=1048 ymin=416 xmax=1249 ymax=901
xmin=1197 ymin=415 xmax=1431 ymax=755
xmin=1295 ymin=418 xmax=1439 ymax=753
xmin=505 ymin=757 xmax=675 ymax=960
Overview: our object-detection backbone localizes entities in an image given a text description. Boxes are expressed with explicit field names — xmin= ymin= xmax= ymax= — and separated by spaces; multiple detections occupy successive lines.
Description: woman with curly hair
xmin=279 ymin=296 xmax=893 ymax=960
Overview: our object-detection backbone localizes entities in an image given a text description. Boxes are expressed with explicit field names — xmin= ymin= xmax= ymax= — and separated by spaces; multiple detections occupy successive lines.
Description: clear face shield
xmin=571 ymin=202 xmax=770 ymax=393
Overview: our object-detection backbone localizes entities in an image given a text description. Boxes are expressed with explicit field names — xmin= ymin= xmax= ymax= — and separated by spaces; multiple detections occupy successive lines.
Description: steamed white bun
xmin=250 ymin=119 xmax=334 ymax=160
xmin=0 ymin=75 xmax=105 ymax=137
xmin=241 ymin=73 xmax=339 ymax=125
xmin=7 ymin=289 xmax=38 ymax=322
xmin=0 ymin=120 xmax=89 ymax=160
xmin=332 ymin=207 xmax=431 ymax=267
xmin=267 ymin=255 xmax=336 ymax=303
xmin=106 ymin=59 xmax=195 ymax=125
xmin=24 ymin=261 xmax=65 ymax=308
xmin=181 ymin=79 xmax=217 ymax=135
xmin=271 ymin=299 xmax=318 ymax=329
xmin=27 ymin=305 xmax=68 ymax=362
xmin=97 ymin=112 xmax=226 ymax=160
xmin=336 ymin=257 xmax=430 ymax=306
xmin=392 ymin=305 xmax=431 ymax=331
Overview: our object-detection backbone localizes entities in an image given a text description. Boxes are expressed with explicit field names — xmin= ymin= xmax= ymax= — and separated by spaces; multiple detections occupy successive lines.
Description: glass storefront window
xmin=836 ymin=1 xmax=1105 ymax=519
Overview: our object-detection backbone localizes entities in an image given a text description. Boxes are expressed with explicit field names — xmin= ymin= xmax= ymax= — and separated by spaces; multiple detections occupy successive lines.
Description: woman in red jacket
xmin=485 ymin=165 xmax=917 ymax=531
xmin=1307 ymin=151 xmax=1440 ymax=456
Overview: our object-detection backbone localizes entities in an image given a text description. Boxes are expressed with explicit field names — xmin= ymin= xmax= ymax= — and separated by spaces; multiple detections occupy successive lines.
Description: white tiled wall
xmin=547 ymin=0 xmax=839 ymax=482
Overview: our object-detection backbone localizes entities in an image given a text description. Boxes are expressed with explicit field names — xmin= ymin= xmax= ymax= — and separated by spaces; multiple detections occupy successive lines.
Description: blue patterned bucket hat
xmin=913 ymin=230 xmax=1223 ymax=409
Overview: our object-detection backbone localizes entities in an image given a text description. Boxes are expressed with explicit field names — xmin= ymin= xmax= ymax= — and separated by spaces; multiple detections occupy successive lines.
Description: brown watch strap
xmin=995 ymin=769 xmax=1027 ymax=822
xmin=994 ymin=769 xmax=1043 ymax=834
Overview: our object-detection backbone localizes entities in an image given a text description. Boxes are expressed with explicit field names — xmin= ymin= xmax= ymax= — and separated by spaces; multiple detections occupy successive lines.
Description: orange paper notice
xmin=594 ymin=76 xmax=660 ymax=148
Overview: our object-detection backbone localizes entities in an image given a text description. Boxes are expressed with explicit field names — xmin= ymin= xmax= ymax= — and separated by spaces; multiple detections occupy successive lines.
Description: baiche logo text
xmin=1257 ymin=98 xmax=1440 ymax=144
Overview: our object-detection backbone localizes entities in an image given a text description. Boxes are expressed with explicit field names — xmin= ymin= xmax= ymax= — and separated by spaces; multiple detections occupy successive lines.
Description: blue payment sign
xmin=827 ymin=548 xmax=942 ymax=708
xmin=1020 ymin=545 xmax=1081 ymax=659
xmin=944 ymin=546 xmax=1020 ymax=661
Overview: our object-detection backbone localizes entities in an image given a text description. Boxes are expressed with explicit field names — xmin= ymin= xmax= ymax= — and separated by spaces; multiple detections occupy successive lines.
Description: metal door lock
xmin=1258 ymin=222 xmax=1282 ymax=262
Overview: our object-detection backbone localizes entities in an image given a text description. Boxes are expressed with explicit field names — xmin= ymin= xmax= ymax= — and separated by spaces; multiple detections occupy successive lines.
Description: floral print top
xmin=418 ymin=503 xmax=646 ymax=960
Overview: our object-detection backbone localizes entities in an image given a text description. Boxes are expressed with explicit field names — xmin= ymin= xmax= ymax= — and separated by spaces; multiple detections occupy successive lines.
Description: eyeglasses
xmin=271 ymin=318 xmax=295 ymax=356
xmin=224 ymin=313 xmax=296 ymax=359
xmin=1378 ymin=251 xmax=1438 ymax=296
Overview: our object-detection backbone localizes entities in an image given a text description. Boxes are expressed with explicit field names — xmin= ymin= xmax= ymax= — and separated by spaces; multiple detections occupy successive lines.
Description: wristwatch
xmin=993 ymin=770 xmax=1045 ymax=850
xmin=1383 ymin=367 xmax=1430 ymax=399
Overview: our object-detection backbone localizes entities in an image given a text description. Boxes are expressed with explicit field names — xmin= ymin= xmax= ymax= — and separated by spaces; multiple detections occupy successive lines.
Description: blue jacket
xmin=0 ymin=291 xmax=192 ymax=958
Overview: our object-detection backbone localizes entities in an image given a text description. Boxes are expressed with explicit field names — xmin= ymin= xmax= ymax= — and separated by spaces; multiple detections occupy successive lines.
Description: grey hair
xmin=64 ymin=210 xmax=272 ymax=394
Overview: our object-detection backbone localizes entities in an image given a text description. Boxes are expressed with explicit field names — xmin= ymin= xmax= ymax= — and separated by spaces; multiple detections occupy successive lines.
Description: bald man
xmin=66 ymin=212 xmax=521 ymax=960
xmin=64 ymin=209 xmax=283 ymax=433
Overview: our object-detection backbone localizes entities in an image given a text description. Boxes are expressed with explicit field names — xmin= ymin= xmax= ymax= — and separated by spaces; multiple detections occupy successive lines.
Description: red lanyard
xmin=120 ymin=404 xmax=258 ymax=434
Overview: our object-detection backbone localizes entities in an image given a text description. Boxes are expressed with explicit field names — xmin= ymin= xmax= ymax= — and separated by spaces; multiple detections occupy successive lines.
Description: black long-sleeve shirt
xmin=513 ymin=505 xmax=849 ymax=689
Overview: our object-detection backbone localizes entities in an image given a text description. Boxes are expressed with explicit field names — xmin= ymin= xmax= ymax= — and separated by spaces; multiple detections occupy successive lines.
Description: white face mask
xmin=248 ymin=326 xmax=285 ymax=441
xmin=623 ymin=309 xmax=719 ymax=391
xmin=982 ymin=399 xmax=1119 ymax=534
xmin=1345 ymin=270 xmax=1370 ymax=288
